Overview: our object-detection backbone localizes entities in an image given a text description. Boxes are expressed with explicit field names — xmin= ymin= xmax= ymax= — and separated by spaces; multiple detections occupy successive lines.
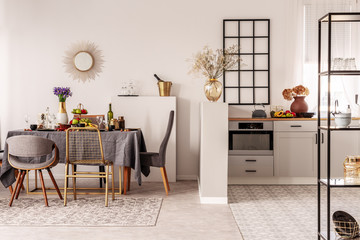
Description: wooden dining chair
xmin=64 ymin=127 xmax=114 ymax=207
xmin=73 ymin=114 xmax=106 ymax=188
xmin=6 ymin=135 xmax=63 ymax=207
xmin=124 ymin=111 xmax=174 ymax=195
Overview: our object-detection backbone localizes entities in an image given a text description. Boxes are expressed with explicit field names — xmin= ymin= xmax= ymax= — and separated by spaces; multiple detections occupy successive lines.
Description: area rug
xmin=0 ymin=197 xmax=162 ymax=227
xmin=228 ymin=185 xmax=360 ymax=240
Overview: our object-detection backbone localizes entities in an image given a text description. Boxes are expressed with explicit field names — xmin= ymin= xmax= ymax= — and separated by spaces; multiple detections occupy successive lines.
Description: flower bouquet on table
xmin=53 ymin=87 xmax=72 ymax=124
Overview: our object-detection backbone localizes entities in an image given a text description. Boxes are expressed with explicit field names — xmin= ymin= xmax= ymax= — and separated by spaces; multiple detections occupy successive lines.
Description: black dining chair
xmin=137 ymin=110 xmax=174 ymax=195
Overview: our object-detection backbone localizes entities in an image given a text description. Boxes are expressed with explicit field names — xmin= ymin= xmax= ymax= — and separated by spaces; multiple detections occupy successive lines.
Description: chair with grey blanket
xmin=139 ymin=110 xmax=174 ymax=195
xmin=6 ymin=135 xmax=63 ymax=207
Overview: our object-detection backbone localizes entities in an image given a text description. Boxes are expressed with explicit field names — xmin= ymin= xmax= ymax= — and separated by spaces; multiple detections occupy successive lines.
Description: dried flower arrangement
xmin=188 ymin=45 xmax=242 ymax=79
xmin=282 ymin=85 xmax=310 ymax=101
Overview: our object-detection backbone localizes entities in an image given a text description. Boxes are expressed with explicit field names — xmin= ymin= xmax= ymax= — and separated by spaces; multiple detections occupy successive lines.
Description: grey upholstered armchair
xmin=6 ymin=135 xmax=62 ymax=207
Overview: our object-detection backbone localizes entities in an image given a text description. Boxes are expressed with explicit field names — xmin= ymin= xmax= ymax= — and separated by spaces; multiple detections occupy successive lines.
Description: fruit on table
xmin=71 ymin=119 xmax=79 ymax=125
xmin=274 ymin=110 xmax=296 ymax=118
xmin=72 ymin=108 xmax=88 ymax=114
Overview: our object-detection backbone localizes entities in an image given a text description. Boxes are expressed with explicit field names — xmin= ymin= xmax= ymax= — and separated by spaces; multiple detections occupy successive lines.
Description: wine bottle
xmin=107 ymin=103 xmax=113 ymax=124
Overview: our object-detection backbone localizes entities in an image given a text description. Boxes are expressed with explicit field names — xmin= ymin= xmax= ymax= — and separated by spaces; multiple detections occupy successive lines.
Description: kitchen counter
xmin=229 ymin=117 xmax=360 ymax=121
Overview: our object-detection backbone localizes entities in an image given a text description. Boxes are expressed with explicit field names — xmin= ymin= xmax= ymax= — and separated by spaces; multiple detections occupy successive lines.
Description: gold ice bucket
xmin=157 ymin=81 xmax=172 ymax=96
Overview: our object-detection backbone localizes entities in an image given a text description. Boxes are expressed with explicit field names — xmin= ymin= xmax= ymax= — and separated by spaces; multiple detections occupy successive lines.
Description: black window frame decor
xmin=223 ymin=19 xmax=270 ymax=105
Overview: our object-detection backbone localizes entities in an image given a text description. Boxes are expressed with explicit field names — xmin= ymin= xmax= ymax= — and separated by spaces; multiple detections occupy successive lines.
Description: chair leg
xmin=9 ymin=170 xmax=22 ymax=207
xmin=123 ymin=167 xmax=128 ymax=195
xmin=163 ymin=166 xmax=170 ymax=192
xmin=71 ymin=164 xmax=77 ymax=200
xmin=99 ymin=166 xmax=103 ymax=188
xmin=8 ymin=185 xmax=13 ymax=194
xmin=127 ymin=167 xmax=131 ymax=191
xmin=111 ymin=164 xmax=115 ymax=200
xmin=15 ymin=171 xmax=26 ymax=199
xmin=38 ymin=170 xmax=48 ymax=207
xmin=118 ymin=166 xmax=122 ymax=195
xmin=105 ymin=164 xmax=109 ymax=207
xmin=160 ymin=167 xmax=169 ymax=196
xmin=47 ymin=168 xmax=63 ymax=200
xmin=64 ymin=163 xmax=69 ymax=206
xmin=14 ymin=169 xmax=25 ymax=191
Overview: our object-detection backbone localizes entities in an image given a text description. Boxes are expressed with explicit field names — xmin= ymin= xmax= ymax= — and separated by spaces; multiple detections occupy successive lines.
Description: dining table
xmin=0 ymin=129 xmax=149 ymax=188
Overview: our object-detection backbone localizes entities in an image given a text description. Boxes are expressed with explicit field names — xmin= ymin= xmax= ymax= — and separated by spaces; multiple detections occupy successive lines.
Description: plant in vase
xmin=188 ymin=45 xmax=242 ymax=102
xmin=53 ymin=87 xmax=72 ymax=124
xmin=282 ymin=85 xmax=310 ymax=114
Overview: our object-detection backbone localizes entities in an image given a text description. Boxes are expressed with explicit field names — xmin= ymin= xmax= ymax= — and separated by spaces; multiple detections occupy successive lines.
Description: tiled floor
xmin=0 ymin=180 xmax=242 ymax=240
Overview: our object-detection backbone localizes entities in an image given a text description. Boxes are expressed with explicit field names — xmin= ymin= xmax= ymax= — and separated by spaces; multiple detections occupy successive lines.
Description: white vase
xmin=57 ymin=102 xmax=68 ymax=124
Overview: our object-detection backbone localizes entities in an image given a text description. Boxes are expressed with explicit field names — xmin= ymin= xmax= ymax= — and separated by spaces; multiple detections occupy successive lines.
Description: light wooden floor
xmin=0 ymin=180 xmax=242 ymax=240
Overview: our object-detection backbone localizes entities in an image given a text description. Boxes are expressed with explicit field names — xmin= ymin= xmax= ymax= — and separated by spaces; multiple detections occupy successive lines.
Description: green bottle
xmin=107 ymin=103 xmax=113 ymax=124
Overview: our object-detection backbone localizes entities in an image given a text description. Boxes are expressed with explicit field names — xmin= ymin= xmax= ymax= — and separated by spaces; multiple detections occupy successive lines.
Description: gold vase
xmin=204 ymin=79 xmax=222 ymax=102
xmin=57 ymin=101 xmax=68 ymax=124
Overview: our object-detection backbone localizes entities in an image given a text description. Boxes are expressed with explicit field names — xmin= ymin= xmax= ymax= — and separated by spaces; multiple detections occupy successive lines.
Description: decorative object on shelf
xmin=223 ymin=19 xmax=270 ymax=105
xmin=154 ymin=74 xmax=172 ymax=97
xmin=344 ymin=156 xmax=360 ymax=182
xmin=282 ymin=85 xmax=309 ymax=114
xmin=332 ymin=211 xmax=360 ymax=239
xmin=188 ymin=45 xmax=241 ymax=102
xmin=53 ymin=87 xmax=72 ymax=124
xmin=64 ymin=41 xmax=104 ymax=83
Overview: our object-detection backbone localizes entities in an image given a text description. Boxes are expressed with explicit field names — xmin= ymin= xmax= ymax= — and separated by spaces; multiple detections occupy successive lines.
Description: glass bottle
xmin=118 ymin=116 xmax=125 ymax=130
xmin=107 ymin=103 xmax=113 ymax=124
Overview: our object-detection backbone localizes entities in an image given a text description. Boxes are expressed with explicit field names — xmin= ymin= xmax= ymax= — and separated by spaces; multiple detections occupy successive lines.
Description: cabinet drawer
xmin=228 ymin=155 xmax=273 ymax=177
xmin=274 ymin=121 xmax=317 ymax=132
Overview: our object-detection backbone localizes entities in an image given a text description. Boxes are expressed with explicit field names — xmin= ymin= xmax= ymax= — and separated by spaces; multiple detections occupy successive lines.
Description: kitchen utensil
xmin=30 ymin=124 xmax=38 ymax=131
xmin=252 ymin=104 xmax=267 ymax=118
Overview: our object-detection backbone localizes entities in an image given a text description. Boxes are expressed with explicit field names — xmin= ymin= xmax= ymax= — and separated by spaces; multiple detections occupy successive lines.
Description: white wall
xmin=0 ymin=0 xmax=296 ymax=179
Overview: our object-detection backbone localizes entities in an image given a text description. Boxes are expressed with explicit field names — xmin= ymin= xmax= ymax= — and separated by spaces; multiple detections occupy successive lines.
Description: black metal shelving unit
xmin=223 ymin=19 xmax=270 ymax=105
xmin=317 ymin=12 xmax=360 ymax=240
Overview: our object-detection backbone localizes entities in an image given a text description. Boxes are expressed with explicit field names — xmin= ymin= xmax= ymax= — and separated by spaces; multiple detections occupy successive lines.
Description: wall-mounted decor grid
xmin=223 ymin=19 xmax=270 ymax=105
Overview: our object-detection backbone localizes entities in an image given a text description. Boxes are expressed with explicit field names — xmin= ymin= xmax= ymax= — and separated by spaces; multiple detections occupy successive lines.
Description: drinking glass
xmin=97 ymin=116 xmax=104 ymax=129
xmin=24 ymin=114 xmax=30 ymax=129
xmin=48 ymin=114 xmax=56 ymax=129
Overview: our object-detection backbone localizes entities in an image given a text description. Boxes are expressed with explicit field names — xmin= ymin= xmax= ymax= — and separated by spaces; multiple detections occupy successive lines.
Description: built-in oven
xmin=228 ymin=121 xmax=274 ymax=177
xmin=229 ymin=121 xmax=273 ymax=156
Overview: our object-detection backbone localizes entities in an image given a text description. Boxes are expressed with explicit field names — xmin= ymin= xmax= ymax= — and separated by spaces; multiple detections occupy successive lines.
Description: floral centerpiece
xmin=188 ymin=45 xmax=241 ymax=102
xmin=282 ymin=85 xmax=310 ymax=114
xmin=53 ymin=87 xmax=72 ymax=124
xmin=53 ymin=87 xmax=72 ymax=102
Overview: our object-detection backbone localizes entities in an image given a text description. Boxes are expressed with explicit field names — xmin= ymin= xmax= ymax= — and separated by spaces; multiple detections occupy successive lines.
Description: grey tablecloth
xmin=0 ymin=130 xmax=148 ymax=188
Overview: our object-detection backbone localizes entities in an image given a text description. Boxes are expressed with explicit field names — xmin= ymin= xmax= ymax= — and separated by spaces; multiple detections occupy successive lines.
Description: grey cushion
xmin=8 ymin=155 xmax=57 ymax=170
xmin=140 ymin=152 xmax=161 ymax=167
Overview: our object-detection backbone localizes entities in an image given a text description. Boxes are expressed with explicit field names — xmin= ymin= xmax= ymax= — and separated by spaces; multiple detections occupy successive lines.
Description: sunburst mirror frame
xmin=64 ymin=41 xmax=104 ymax=83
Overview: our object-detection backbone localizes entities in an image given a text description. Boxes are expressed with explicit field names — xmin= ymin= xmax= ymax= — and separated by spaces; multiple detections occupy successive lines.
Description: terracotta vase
xmin=290 ymin=96 xmax=308 ymax=114
xmin=204 ymin=79 xmax=222 ymax=102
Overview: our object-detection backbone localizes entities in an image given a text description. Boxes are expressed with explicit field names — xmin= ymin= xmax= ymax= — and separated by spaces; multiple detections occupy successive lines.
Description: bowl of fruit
xmin=71 ymin=103 xmax=88 ymax=115
xmin=69 ymin=118 xmax=92 ymax=127
xmin=272 ymin=110 xmax=296 ymax=118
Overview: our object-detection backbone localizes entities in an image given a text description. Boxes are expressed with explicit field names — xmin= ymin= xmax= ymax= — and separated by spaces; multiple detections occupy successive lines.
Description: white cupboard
xmin=274 ymin=121 xmax=317 ymax=178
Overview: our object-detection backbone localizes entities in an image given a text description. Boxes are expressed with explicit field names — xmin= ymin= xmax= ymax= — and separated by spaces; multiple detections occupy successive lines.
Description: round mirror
xmin=74 ymin=51 xmax=94 ymax=72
